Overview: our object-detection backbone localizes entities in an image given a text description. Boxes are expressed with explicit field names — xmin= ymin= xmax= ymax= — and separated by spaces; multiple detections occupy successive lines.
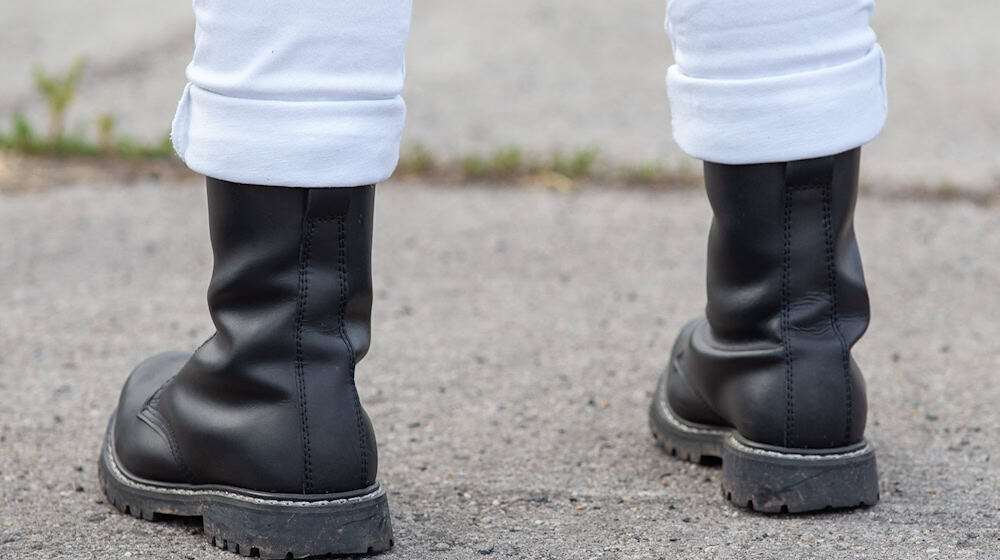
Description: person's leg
xmin=665 ymin=0 xmax=886 ymax=164
xmin=649 ymin=0 xmax=886 ymax=513
xmin=99 ymin=2 xmax=412 ymax=557
xmin=172 ymin=1 xmax=411 ymax=187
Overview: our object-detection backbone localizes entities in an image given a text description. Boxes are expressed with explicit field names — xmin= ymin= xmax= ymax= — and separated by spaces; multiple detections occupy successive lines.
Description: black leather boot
xmin=98 ymin=179 xmax=392 ymax=558
xmin=649 ymin=148 xmax=879 ymax=513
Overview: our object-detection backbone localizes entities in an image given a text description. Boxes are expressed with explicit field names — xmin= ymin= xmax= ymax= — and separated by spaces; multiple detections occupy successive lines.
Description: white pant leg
xmin=170 ymin=1 xmax=412 ymax=187
xmin=665 ymin=0 xmax=887 ymax=164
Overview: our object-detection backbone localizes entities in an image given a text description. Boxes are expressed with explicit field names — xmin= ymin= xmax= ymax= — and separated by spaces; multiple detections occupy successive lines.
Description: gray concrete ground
xmin=2 ymin=179 xmax=999 ymax=559
xmin=3 ymin=1 xmax=1000 ymax=192
xmin=3 ymin=2 xmax=999 ymax=558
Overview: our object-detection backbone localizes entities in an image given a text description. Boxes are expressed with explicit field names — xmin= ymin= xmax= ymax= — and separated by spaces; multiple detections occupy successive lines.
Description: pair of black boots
xmin=99 ymin=148 xmax=878 ymax=558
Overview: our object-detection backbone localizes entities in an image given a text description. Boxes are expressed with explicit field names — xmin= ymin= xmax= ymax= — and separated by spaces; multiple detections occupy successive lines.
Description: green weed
xmin=462 ymin=154 xmax=489 ymax=179
xmin=490 ymin=145 xmax=523 ymax=178
xmin=1 ymin=56 xmax=174 ymax=159
xmin=620 ymin=162 xmax=664 ymax=184
xmin=552 ymin=147 xmax=598 ymax=178
xmin=397 ymin=142 xmax=436 ymax=174
xmin=32 ymin=57 xmax=86 ymax=139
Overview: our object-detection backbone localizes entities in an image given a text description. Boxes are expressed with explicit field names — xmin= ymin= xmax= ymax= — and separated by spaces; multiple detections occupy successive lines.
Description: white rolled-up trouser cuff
xmin=170 ymin=2 xmax=412 ymax=187
xmin=172 ymin=85 xmax=406 ymax=188
xmin=665 ymin=0 xmax=887 ymax=164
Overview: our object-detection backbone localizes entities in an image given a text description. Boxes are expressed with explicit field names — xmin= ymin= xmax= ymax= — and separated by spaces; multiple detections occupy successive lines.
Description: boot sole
xmin=649 ymin=376 xmax=879 ymax=513
xmin=98 ymin=416 xmax=394 ymax=558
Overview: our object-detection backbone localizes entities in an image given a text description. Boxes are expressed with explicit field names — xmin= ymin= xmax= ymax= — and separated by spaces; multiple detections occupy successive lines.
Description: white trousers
xmin=170 ymin=1 xmax=412 ymax=187
xmin=170 ymin=1 xmax=886 ymax=187
xmin=666 ymin=0 xmax=887 ymax=164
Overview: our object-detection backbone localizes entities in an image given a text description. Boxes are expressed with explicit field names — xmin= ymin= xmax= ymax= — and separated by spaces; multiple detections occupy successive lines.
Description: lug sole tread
xmin=650 ymin=380 xmax=879 ymax=514
xmin=99 ymin=418 xmax=393 ymax=559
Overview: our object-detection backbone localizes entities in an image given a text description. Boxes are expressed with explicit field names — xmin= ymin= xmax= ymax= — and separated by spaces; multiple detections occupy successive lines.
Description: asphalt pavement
xmin=2 ymin=1 xmax=999 ymax=558
xmin=2 ymin=179 xmax=998 ymax=559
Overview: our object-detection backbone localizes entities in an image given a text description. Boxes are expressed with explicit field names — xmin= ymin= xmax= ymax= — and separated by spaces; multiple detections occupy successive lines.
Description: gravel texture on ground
xmin=2 ymin=179 xmax=998 ymax=559
xmin=4 ymin=1 xmax=1000 ymax=193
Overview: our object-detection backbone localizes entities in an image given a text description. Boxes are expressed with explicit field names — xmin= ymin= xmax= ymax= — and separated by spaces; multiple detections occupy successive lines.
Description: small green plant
xmin=387 ymin=143 xmax=701 ymax=189
xmin=525 ymin=155 xmax=546 ymax=174
xmin=1 ymin=56 xmax=174 ymax=159
xmin=32 ymin=57 xmax=87 ymax=140
xmin=462 ymin=154 xmax=489 ymax=179
xmin=97 ymin=113 xmax=116 ymax=153
xmin=490 ymin=145 xmax=523 ymax=178
xmin=51 ymin=133 xmax=100 ymax=156
xmin=11 ymin=113 xmax=36 ymax=151
xmin=620 ymin=162 xmax=664 ymax=185
xmin=151 ymin=134 xmax=175 ymax=157
xmin=115 ymin=134 xmax=174 ymax=158
xmin=673 ymin=157 xmax=701 ymax=185
xmin=397 ymin=142 xmax=436 ymax=174
xmin=552 ymin=147 xmax=598 ymax=178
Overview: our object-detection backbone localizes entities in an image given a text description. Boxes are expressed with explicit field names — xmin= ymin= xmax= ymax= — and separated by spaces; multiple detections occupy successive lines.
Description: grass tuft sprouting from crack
xmin=0 ymin=58 xmax=174 ymax=159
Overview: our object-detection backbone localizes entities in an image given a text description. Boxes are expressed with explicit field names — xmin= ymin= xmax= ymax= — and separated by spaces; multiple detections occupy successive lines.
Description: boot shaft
xmin=204 ymin=180 xmax=374 ymax=366
xmin=119 ymin=180 xmax=381 ymax=494
xmin=671 ymin=148 xmax=871 ymax=449
xmin=703 ymin=149 xmax=869 ymax=349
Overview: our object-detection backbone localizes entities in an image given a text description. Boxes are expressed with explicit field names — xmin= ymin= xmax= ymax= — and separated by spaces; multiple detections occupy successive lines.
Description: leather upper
xmin=113 ymin=180 xmax=378 ymax=494
xmin=666 ymin=148 xmax=870 ymax=449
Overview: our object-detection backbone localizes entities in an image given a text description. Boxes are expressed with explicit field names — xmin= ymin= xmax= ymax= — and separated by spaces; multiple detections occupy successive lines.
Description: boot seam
xmin=333 ymin=216 xmax=369 ymax=488
xmin=294 ymin=217 xmax=317 ymax=493
xmin=781 ymin=183 xmax=795 ymax=447
xmin=821 ymin=181 xmax=854 ymax=443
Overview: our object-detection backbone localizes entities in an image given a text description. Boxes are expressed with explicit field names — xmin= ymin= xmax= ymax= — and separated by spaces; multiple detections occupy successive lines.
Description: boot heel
xmin=100 ymin=424 xmax=393 ymax=559
xmin=720 ymin=434 xmax=879 ymax=513
xmin=201 ymin=489 xmax=393 ymax=558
